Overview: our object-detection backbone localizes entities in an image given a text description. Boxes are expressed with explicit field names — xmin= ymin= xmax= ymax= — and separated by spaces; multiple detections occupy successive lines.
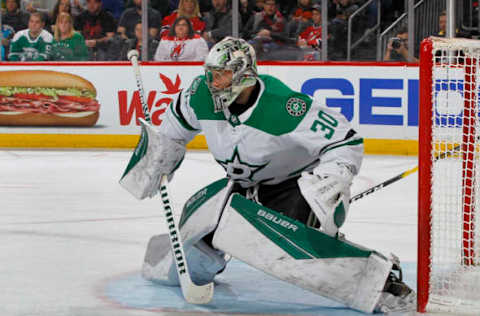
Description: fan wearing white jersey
xmin=120 ymin=37 xmax=416 ymax=313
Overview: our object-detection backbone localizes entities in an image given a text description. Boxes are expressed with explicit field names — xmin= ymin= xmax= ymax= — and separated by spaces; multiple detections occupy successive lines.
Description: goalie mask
xmin=204 ymin=37 xmax=258 ymax=112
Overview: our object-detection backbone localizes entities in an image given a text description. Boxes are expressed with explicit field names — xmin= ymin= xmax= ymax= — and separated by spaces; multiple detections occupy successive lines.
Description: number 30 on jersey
xmin=310 ymin=110 xmax=338 ymax=139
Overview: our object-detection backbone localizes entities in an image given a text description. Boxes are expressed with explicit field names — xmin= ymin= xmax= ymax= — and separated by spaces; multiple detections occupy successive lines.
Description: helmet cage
xmin=204 ymin=37 xmax=258 ymax=112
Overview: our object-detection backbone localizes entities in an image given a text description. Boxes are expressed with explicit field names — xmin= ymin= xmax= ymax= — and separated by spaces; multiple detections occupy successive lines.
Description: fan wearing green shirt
xmin=50 ymin=12 xmax=88 ymax=61
xmin=8 ymin=12 xmax=53 ymax=61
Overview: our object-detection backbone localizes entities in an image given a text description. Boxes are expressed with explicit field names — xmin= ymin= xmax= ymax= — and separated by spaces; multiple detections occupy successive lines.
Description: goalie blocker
xmin=142 ymin=178 xmax=415 ymax=313
xmin=119 ymin=118 xmax=186 ymax=200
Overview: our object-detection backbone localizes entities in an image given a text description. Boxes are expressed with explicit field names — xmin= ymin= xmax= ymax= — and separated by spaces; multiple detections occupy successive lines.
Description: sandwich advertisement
xmin=0 ymin=70 xmax=100 ymax=126
xmin=0 ymin=64 xmax=203 ymax=135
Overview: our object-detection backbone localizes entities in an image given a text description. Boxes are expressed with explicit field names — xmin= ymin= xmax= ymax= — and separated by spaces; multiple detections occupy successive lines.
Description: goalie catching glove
xmin=298 ymin=161 xmax=354 ymax=237
xmin=119 ymin=118 xmax=186 ymax=199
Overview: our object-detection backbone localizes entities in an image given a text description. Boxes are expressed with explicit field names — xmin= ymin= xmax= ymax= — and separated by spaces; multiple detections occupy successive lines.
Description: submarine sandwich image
xmin=0 ymin=70 xmax=100 ymax=126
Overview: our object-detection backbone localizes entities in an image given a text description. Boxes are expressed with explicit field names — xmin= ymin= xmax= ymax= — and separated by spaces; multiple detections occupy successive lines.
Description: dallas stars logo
xmin=286 ymin=97 xmax=307 ymax=117
xmin=216 ymin=147 xmax=268 ymax=183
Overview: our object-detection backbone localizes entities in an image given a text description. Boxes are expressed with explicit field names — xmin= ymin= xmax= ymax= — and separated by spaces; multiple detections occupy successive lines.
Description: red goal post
xmin=418 ymin=36 xmax=480 ymax=314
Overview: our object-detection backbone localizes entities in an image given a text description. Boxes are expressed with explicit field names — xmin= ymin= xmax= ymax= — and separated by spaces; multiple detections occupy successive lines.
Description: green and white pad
xmin=119 ymin=118 xmax=186 ymax=199
xmin=212 ymin=194 xmax=392 ymax=314
xmin=142 ymin=178 xmax=233 ymax=285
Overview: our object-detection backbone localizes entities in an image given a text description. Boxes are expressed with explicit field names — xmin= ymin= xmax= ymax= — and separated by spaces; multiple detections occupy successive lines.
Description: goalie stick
xmin=350 ymin=144 xmax=461 ymax=203
xmin=126 ymin=49 xmax=214 ymax=304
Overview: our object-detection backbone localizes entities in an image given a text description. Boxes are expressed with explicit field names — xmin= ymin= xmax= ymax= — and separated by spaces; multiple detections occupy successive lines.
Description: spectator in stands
xmin=161 ymin=0 xmax=212 ymax=14
xmin=74 ymin=0 xmax=116 ymax=60
xmin=327 ymin=6 xmax=350 ymax=60
xmin=243 ymin=0 xmax=286 ymax=42
xmin=297 ymin=3 xmax=322 ymax=60
xmin=120 ymin=22 xmax=158 ymax=60
xmin=2 ymin=0 xmax=30 ymax=33
xmin=8 ymin=12 xmax=53 ymax=61
xmin=1 ymin=0 xmax=26 ymax=60
xmin=21 ymin=0 xmax=47 ymax=14
xmin=160 ymin=0 xmax=206 ymax=38
xmin=435 ymin=10 xmax=470 ymax=38
xmin=285 ymin=0 xmax=313 ymax=42
xmin=431 ymin=11 xmax=470 ymax=64
xmin=50 ymin=12 xmax=88 ymax=60
xmin=1 ymin=24 xmax=15 ymax=61
xmin=243 ymin=0 xmax=300 ymax=60
xmin=117 ymin=0 xmax=161 ymax=40
xmin=239 ymin=0 xmax=256 ymax=26
xmin=22 ymin=0 xmax=83 ymax=17
xmin=274 ymin=0 xmax=293 ymax=16
xmin=202 ymin=0 xmax=241 ymax=46
xmin=101 ymin=0 xmax=124 ymax=21
xmin=288 ymin=0 xmax=313 ymax=20
xmin=436 ymin=10 xmax=450 ymax=37
xmin=46 ymin=0 xmax=72 ymax=33
xmin=383 ymin=27 xmax=418 ymax=62
xmin=335 ymin=0 xmax=358 ymax=14
xmin=253 ymin=0 xmax=264 ymax=12
xmin=154 ymin=16 xmax=208 ymax=61
xmin=70 ymin=0 xmax=87 ymax=17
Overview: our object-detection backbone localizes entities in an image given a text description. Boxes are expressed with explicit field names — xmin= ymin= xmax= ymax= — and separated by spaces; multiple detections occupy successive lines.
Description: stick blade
xmin=182 ymin=281 xmax=214 ymax=304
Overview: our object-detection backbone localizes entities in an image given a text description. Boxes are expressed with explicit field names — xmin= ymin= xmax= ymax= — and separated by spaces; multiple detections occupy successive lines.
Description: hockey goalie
xmin=120 ymin=37 xmax=416 ymax=313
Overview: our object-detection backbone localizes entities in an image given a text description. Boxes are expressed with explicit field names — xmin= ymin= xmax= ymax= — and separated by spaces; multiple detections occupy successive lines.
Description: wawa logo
xmin=118 ymin=73 xmax=181 ymax=126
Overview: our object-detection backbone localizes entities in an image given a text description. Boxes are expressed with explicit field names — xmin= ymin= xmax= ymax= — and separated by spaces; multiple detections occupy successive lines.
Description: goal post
xmin=418 ymin=36 xmax=480 ymax=314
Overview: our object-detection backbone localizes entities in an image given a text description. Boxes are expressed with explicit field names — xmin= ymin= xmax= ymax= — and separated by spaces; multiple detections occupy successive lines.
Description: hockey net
xmin=418 ymin=37 xmax=480 ymax=314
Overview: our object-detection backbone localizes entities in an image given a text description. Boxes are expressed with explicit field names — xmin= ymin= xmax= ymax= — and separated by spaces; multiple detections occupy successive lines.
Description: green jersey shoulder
xmin=8 ymin=29 xmax=53 ymax=61
xmin=186 ymin=75 xmax=224 ymax=120
xmin=245 ymin=75 xmax=312 ymax=136
xmin=187 ymin=74 xmax=312 ymax=135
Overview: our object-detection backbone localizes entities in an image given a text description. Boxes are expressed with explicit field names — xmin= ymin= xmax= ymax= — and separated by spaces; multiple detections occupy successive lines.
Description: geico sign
xmin=301 ymin=78 xmax=420 ymax=127
xmin=117 ymin=75 xmax=424 ymax=127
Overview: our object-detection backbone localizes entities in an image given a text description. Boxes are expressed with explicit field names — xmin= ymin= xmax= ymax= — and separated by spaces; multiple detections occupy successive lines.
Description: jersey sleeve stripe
xmin=318 ymin=129 xmax=363 ymax=156
xmin=171 ymin=92 xmax=199 ymax=131
xmin=319 ymin=137 xmax=363 ymax=156
xmin=288 ymin=158 xmax=320 ymax=176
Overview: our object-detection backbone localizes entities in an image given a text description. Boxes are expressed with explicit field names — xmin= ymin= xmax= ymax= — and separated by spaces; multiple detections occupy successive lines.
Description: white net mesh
xmin=427 ymin=37 xmax=480 ymax=314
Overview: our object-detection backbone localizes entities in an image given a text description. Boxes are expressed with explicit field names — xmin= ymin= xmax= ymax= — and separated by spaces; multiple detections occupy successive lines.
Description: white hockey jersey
xmin=158 ymin=74 xmax=363 ymax=188
xmin=154 ymin=34 xmax=209 ymax=62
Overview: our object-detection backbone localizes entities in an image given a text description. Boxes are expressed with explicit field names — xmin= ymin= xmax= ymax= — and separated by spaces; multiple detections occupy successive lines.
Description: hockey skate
xmin=374 ymin=256 xmax=416 ymax=313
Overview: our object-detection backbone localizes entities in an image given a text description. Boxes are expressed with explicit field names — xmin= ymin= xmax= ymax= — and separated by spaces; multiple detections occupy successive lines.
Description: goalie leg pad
xmin=142 ymin=178 xmax=233 ymax=285
xmin=212 ymin=194 xmax=392 ymax=313
xmin=120 ymin=118 xmax=186 ymax=200
xmin=142 ymin=236 xmax=227 ymax=286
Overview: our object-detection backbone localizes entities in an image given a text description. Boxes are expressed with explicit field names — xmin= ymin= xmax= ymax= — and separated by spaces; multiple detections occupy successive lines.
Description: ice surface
xmin=0 ymin=150 xmax=434 ymax=316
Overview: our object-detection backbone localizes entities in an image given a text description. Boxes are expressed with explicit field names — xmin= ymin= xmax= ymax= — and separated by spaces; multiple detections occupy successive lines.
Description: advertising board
xmin=0 ymin=61 xmax=421 ymax=154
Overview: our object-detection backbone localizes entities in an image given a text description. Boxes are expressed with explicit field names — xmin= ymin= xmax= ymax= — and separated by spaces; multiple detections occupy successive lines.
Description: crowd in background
xmin=0 ymin=0 xmax=472 ymax=62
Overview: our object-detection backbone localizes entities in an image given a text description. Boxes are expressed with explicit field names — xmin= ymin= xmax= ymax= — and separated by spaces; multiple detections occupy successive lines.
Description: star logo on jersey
xmin=286 ymin=97 xmax=307 ymax=117
xmin=216 ymin=147 xmax=268 ymax=183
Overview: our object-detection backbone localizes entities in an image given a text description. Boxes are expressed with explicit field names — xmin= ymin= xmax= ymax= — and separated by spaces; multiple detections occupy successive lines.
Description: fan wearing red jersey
xmin=160 ymin=0 xmax=206 ymax=38
xmin=154 ymin=16 xmax=208 ymax=61
xmin=296 ymin=4 xmax=322 ymax=60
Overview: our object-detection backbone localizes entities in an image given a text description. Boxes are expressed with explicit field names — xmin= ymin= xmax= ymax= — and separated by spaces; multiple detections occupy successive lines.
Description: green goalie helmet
xmin=204 ymin=37 xmax=258 ymax=112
